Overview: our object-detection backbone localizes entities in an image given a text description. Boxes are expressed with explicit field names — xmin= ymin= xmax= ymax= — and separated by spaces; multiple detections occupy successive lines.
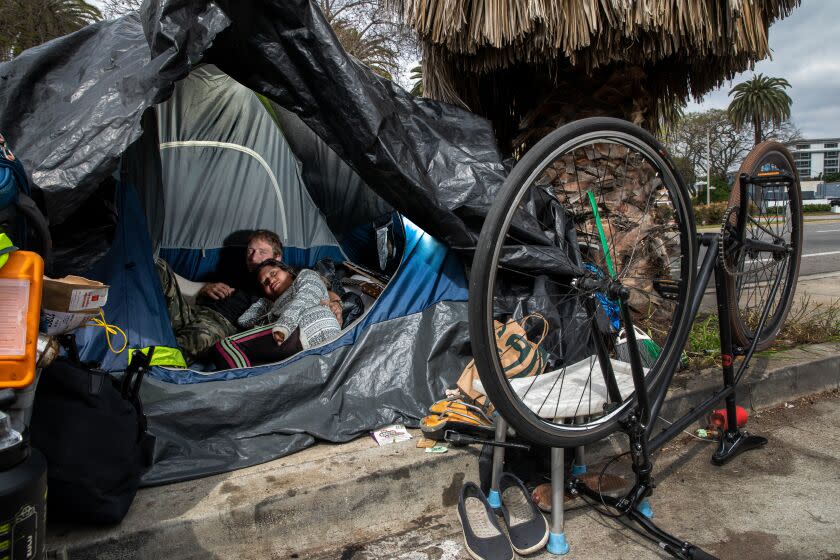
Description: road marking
xmin=803 ymin=250 xmax=840 ymax=258
xmin=742 ymin=250 xmax=840 ymax=264
xmin=816 ymin=229 xmax=840 ymax=233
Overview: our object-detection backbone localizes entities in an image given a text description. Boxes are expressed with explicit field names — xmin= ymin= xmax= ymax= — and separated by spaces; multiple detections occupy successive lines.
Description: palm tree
xmin=329 ymin=20 xmax=398 ymax=80
xmin=1 ymin=0 xmax=102 ymax=61
xmin=728 ymin=74 xmax=793 ymax=145
xmin=409 ymin=64 xmax=423 ymax=96
xmin=317 ymin=0 xmax=402 ymax=81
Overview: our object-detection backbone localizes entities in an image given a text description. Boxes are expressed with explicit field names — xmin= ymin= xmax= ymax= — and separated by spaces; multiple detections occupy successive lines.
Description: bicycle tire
xmin=724 ymin=141 xmax=802 ymax=352
xmin=469 ymin=117 xmax=696 ymax=447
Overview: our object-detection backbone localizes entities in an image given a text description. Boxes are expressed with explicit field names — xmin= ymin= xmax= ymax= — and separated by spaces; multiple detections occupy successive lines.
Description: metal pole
xmin=706 ymin=129 xmax=712 ymax=205
xmin=487 ymin=416 xmax=506 ymax=510
xmin=547 ymin=446 xmax=570 ymax=554
xmin=573 ymin=416 xmax=587 ymax=475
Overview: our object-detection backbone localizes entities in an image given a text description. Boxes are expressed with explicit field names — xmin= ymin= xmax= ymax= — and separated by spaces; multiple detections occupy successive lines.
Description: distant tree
xmin=671 ymin=155 xmax=696 ymax=190
xmin=317 ymin=0 xmax=417 ymax=81
xmin=728 ymin=74 xmax=793 ymax=145
xmin=98 ymin=0 xmax=142 ymax=19
xmin=0 ymin=0 xmax=101 ymax=61
xmin=709 ymin=174 xmax=731 ymax=203
xmin=760 ymin=119 xmax=802 ymax=144
xmin=664 ymin=109 xmax=752 ymax=183
xmin=329 ymin=19 xmax=399 ymax=79
xmin=822 ymin=171 xmax=840 ymax=183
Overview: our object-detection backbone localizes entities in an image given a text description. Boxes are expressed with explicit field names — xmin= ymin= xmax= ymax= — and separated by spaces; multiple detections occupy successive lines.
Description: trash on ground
xmin=416 ymin=437 xmax=437 ymax=448
xmin=371 ymin=424 xmax=412 ymax=446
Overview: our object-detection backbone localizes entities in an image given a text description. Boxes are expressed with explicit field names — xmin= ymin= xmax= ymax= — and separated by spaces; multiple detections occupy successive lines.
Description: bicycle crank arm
xmin=443 ymin=430 xmax=531 ymax=450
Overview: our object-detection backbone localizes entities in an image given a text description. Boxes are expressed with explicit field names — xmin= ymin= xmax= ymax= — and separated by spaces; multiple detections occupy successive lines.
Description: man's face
xmin=258 ymin=265 xmax=293 ymax=298
xmin=246 ymin=238 xmax=279 ymax=272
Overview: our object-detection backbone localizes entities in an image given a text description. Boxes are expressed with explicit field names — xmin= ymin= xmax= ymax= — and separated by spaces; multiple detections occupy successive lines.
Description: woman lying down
xmin=210 ymin=259 xmax=342 ymax=369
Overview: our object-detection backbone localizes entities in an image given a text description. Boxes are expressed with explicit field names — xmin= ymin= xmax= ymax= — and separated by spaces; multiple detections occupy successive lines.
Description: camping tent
xmin=0 ymin=0 xmax=507 ymax=484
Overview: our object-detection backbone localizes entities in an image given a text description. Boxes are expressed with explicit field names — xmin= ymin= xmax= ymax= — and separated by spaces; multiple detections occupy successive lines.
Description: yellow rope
xmin=84 ymin=309 xmax=127 ymax=354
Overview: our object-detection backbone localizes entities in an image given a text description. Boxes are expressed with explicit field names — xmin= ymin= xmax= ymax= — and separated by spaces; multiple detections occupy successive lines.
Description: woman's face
xmin=258 ymin=265 xmax=293 ymax=298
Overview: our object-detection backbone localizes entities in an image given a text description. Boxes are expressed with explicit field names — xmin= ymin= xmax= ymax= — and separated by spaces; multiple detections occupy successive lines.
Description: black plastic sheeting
xmin=0 ymin=0 xmax=507 ymax=254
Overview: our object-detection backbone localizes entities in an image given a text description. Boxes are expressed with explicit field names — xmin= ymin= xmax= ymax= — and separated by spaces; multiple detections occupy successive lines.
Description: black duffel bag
xmin=29 ymin=347 xmax=155 ymax=524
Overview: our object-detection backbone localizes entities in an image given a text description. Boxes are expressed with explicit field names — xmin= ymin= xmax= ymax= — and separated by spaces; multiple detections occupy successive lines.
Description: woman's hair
xmin=255 ymin=258 xmax=296 ymax=278
xmin=255 ymin=259 xmax=336 ymax=295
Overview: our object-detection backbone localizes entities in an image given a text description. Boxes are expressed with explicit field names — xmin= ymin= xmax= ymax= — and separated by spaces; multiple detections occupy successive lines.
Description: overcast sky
xmin=686 ymin=1 xmax=839 ymax=139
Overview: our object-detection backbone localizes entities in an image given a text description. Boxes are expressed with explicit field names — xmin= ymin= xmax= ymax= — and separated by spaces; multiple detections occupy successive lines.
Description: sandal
xmin=531 ymin=473 xmax=630 ymax=512
xmin=420 ymin=409 xmax=495 ymax=441
xmin=429 ymin=398 xmax=494 ymax=424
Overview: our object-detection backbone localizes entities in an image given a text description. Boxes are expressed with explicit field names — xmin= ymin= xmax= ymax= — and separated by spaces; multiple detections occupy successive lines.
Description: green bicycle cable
xmin=588 ymin=190 xmax=664 ymax=361
xmin=588 ymin=191 xmax=616 ymax=279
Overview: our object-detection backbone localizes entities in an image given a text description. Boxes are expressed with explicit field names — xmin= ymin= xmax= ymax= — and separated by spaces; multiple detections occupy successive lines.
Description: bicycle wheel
xmin=723 ymin=141 xmax=803 ymax=352
xmin=469 ymin=117 xmax=696 ymax=447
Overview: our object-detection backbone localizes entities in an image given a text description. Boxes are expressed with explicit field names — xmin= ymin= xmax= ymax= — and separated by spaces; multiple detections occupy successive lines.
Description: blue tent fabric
xmin=158 ymin=245 xmax=347 ymax=282
xmin=74 ymin=183 xmax=178 ymax=371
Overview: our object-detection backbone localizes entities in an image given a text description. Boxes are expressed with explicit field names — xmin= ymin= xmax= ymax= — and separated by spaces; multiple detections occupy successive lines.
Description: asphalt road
xmin=802 ymin=218 xmax=840 ymax=276
xmin=698 ymin=217 xmax=840 ymax=279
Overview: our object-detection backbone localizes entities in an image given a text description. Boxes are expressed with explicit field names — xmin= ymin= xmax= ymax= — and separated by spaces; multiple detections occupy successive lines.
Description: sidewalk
xmin=794 ymin=271 xmax=840 ymax=306
xmin=700 ymin=269 xmax=840 ymax=312
xmin=46 ymin=342 xmax=840 ymax=559
xmin=334 ymin=388 xmax=840 ymax=560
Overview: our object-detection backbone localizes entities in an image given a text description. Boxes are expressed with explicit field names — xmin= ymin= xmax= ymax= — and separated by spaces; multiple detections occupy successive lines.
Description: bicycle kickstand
xmin=710 ymin=252 xmax=768 ymax=466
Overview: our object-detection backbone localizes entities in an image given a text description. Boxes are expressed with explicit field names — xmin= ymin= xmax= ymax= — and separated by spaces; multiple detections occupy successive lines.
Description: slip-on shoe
xmin=499 ymin=473 xmax=549 ymax=555
xmin=457 ymin=482 xmax=514 ymax=560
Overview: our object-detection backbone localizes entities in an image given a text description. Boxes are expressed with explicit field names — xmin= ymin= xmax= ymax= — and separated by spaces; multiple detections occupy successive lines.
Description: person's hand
xmin=199 ymin=282 xmax=234 ymax=300
xmin=273 ymin=331 xmax=285 ymax=345
xmin=323 ymin=293 xmax=343 ymax=325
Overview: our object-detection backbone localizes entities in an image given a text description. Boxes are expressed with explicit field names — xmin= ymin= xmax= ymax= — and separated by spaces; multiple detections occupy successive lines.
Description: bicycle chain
xmin=718 ymin=204 xmax=785 ymax=278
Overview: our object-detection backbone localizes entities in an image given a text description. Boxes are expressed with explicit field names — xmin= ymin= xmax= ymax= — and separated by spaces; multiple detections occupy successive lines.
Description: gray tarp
xmin=142 ymin=301 xmax=470 ymax=484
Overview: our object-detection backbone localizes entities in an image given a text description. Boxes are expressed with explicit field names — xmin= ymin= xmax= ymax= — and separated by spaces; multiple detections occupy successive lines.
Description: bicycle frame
xmin=566 ymin=170 xmax=794 ymax=560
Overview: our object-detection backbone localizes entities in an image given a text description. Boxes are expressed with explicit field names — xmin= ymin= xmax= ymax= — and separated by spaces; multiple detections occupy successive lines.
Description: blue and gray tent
xmin=0 ymin=0 xmax=508 ymax=483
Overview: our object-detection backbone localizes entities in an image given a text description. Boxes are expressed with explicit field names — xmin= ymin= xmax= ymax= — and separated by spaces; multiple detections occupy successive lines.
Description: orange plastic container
xmin=0 ymin=250 xmax=43 ymax=389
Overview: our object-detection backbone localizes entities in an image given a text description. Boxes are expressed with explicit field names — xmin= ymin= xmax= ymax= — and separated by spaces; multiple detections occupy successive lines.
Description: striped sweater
xmin=237 ymin=269 xmax=341 ymax=349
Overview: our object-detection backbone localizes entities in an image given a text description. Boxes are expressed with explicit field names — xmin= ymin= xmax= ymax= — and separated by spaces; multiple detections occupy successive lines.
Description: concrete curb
xmin=46 ymin=343 xmax=840 ymax=559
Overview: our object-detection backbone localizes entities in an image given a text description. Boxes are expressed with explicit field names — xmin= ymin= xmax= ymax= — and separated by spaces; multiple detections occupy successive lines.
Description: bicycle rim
xmin=724 ymin=141 xmax=803 ymax=351
xmin=470 ymin=118 xmax=696 ymax=447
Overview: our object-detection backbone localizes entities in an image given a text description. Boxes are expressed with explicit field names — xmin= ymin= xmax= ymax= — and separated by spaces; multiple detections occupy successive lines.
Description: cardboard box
xmin=42 ymin=275 xmax=109 ymax=313
xmin=40 ymin=275 xmax=109 ymax=335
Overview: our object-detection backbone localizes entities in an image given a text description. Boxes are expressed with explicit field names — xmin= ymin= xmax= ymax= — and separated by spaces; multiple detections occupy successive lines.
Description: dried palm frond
xmin=389 ymin=0 xmax=800 ymax=152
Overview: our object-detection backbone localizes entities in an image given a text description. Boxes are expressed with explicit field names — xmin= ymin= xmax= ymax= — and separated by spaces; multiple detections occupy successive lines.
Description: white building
xmin=787 ymin=138 xmax=840 ymax=180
